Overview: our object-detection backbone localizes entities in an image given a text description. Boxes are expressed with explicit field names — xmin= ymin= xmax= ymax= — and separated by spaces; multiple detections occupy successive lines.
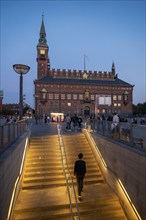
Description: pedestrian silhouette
xmin=74 ymin=153 xmax=86 ymax=200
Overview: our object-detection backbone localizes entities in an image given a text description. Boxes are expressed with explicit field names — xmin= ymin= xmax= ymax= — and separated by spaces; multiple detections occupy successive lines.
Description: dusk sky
xmin=0 ymin=0 xmax=145 ymax=108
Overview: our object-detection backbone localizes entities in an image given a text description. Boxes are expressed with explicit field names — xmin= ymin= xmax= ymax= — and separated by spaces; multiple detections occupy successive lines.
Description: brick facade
xmin=34 ymin=17 xmax=133 ymax=119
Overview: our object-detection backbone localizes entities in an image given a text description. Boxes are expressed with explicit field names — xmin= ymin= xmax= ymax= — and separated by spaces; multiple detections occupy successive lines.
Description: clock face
xmin=40 ymin=49 xmax=45 ymax=55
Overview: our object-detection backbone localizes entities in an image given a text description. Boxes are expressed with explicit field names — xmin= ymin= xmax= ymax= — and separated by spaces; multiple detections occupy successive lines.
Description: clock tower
xmin=37 ymin=15 xmax=50 ymax=80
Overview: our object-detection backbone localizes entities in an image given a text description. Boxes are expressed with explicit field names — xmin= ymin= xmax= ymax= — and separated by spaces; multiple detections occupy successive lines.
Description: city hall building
xmin=34 ymin=17 xmax=134 ymax=121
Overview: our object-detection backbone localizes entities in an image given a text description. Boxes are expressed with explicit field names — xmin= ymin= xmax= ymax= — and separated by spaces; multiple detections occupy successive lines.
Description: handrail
xmin=7 ymin=135 xmax=30 ymax=220
xmin=0 ymin=119 xmax=29 ymax=154
xmin=57 ymin=124 xmax=80 ymax=220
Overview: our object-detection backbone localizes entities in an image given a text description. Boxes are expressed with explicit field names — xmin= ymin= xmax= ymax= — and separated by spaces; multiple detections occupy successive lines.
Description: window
xmin=79 ymin=94 xmax=83 ymax=100
xmin=105 ymin=96 xmax=111 ymax=105
xmin=98 ymin=95 xmax=111 ymax=105
xmin=68 ymin=103 xmax=71 ymax=106
xmin=55 ymin=94 xmax=59 ymax=99
xmin=114 ymin=103 xmax=117 ymax=107
xmin=118 ymin=103 xmax=121 ymax=107
xmin=118 ymin=95 xmax=122 ymax=101
xmin=113 ymin=95 xmax=117 ymax=101
xmin=61 ymin=94 xmax=65 ymax=99
xmin=67 ymin=94 xmax=71 ymax=100
xmin=49 ymin=94 xmax=53 ymax=99
xmin=73 ymin=94 xmax=77 ymax=100
xmin=40 ymin=49 xmax=45 ymax=55
xmin=91 ymin=95 xmax=95 ymax=100
xmin=99 ymin=97 xmax=104 ymax=105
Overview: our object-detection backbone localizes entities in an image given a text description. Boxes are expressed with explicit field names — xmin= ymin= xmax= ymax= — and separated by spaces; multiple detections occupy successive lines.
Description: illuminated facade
xmin=34 ymin=17 xmax=134 ymax=118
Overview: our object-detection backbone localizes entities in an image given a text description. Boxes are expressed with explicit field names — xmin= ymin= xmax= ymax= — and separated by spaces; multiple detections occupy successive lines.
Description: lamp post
xmin=13 ymin=64 xmax=30 ymax=120
xmin=0 ymin=90 xmax=3 ymax=116
xmin=34 ymin=95 xmax=39 ymax=124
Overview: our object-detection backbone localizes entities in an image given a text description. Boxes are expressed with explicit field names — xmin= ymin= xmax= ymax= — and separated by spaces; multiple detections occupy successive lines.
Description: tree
xmin=133 ymin=102 xmax=146 ymax=116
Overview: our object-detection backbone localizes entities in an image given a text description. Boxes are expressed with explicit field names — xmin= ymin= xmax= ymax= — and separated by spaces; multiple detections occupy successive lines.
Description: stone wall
xmin=0 ymin=131 xmax=30 ymax=220
xmin=86 ymin=131 xmax=146 ymax=220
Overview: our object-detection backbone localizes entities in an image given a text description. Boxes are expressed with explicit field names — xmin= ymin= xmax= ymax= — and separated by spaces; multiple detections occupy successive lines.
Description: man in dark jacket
xmin=74 ymin=153 xmax=86 ymax=199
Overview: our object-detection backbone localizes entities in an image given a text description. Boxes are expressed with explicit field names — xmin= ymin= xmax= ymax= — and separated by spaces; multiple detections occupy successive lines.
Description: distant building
xmin=2 ymin=103 xmax=19 ymax=112
xmin=34 ymin=16 xmax=134 ymax=120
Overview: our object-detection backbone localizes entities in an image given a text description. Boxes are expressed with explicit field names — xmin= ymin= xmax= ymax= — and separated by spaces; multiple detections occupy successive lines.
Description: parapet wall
xmin=49 ymin=68 xmax=115 ymax=80
xmin=87 ymin=131 xmax=146 ymax=220
xmin=0 ymin=131 xmax=30 ymax=220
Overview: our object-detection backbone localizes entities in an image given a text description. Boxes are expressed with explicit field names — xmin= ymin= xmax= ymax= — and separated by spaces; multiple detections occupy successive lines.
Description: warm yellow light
xmin=86 ymin=130 xmax=107 ymax=168
xmin=7 ymin=177 xmax=19 ymax=220
xmin=7 ymin=138 xmax=29 ymax=220
xmin=40 ymin=49 xmax=45 ymax=54
xmin=118 ymin=179 xmax=142 ymax=220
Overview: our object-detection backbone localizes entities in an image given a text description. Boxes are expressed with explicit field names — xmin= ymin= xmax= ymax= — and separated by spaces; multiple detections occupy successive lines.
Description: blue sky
xmin=0 ymin=0 xmax=145 ymax=107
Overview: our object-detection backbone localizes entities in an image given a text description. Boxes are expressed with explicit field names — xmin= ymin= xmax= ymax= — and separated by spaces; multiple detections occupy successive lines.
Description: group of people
xmin=96 ymin=112 xmax=120 ymax=132
xmin=65 ymin=114 xmax=83 ymax=131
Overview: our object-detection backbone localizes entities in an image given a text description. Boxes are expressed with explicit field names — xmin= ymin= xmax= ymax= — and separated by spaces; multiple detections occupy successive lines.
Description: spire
xmin=38 ymin=14 xmax=48 ymax=47
xmin=111 ymin=61 xmax=115 ymax=75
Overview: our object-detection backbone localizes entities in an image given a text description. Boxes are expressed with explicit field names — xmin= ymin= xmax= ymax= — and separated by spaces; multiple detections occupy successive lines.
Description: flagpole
xmin=84 ymin=54 xmax=86 ymax=71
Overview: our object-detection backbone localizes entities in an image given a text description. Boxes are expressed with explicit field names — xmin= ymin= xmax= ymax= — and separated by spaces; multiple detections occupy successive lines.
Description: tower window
xmin=40 ymin=50 xmax=45 ymax=55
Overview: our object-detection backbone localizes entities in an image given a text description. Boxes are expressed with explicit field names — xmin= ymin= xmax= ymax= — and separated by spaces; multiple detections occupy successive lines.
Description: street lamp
xmin=13 ymin=64 xmax=30 ymax=120
xmin=0 ymin=90 xmax=3 ymax=116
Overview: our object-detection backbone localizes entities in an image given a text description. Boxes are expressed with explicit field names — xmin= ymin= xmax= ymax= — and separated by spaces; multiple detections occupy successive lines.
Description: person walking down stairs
xmin=74 ymin=153 xmax=86 ymax=200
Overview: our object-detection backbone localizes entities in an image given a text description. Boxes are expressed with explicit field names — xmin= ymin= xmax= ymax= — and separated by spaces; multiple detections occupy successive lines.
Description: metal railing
xmin=0 ymin=120 xmax=29 ymax=154
xmin=84 ymin=119 xmax=146 ymax=151
xmin=57 ymin=124 xmax=80 ymax=220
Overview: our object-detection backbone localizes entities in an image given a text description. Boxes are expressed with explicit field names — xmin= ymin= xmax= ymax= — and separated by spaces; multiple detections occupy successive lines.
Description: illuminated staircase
xmin=12 ymin=135 xmax=72 ymax=220
xmin=22 ymin=136 xmax=66 ymax=190
xmin=63 ymin=133 xmax=104 ymax=185
xmin=62 ymin=132 xmax=127 ymax=219
xmin=12 ymin=129 xmax=127 ymax=220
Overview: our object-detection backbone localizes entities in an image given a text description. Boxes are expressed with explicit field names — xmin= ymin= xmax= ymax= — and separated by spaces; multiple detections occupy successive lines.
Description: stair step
xmin=24 ymin=167 xmax=63 ymax=173
xmin=23 ymin=176 xmax=65 ymax=184
xmin=28 ymin=149 xmax=60 ymax=153
xmin=13 ymin=198 xmax=125 ymax=220
xmin=26 ymin=155 xmax=61 ymax=160
xmin=13 ymin=207 xmax=72 ymax=220
xmin=24 ymin=171 xmax=64 ymax=178
xmin=22 ymin=180 xmax=66 ymax=190
xmin=25 ymin=161 xmax=62 ymax=167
